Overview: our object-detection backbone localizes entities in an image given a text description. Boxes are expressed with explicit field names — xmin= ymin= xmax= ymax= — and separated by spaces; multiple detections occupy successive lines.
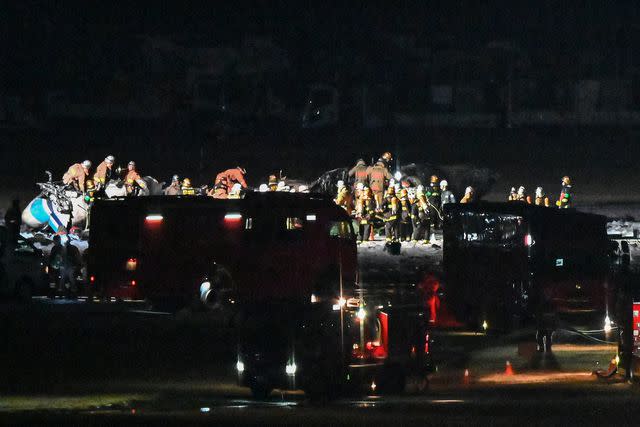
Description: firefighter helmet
xmin=356 ymin=182 xmax=364 ymax=191
xmin=182 ymin=178 xmax=192 ymax=188
xmin=105 ymin=155 xmax=115 ymax=164
xmin=465 ymin=186 xmax=474 ymax=194
xmin=82 ymin=160 xmax=92 ymax=169
xmin=128 ymin=161 xmax=136 ymax=168
xmin=562 ymin=176 xmax=571 ymax=185
xmin=172 ymin=174 xmax=180 ymax=183
xmin=440 ymin=179 xmax=448 ymax=189
xmin=536 ymin=186 xmax=544 ymax=197
xmin=85 ymin=179 xmax=95 ymax=190
xmin=430 ymin=175 xmax=439 ymax=184
xmin=268 ymin=174 xmax=277 ymax=185
xmin=382 ymin=152 xmax=393 ymax=162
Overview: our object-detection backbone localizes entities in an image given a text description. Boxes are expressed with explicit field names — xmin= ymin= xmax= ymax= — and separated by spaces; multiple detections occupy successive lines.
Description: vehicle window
xmin=329 ymin=221 xmax=353 ymax=240
xmin=460 ymin=212 xmax=525 ymax=248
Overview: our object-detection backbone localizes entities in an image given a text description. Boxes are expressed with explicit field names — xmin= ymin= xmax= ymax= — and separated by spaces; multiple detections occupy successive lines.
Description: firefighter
xmin=215 ymin=167 xmax=248 ymax=189
xmin=207 ymin=177 xmax=228 ymax=198
xmin=164 ymin=175 xmax=182 ymax=196
xmin=124 ymin=161 xmax=145 ymax=196
xmin=355 ymin=186 xmax=375 ymax=243
xmin=348 ymin=159 xmax=369 ymax=186
xmin=367 ymin=159 xmax=392 ymax=210
xmin=412 ymin=186 xmax=430 ymax=243
xmin=268 ymin=175 xmax=278 ymax=191
xmin=62 ymin=160 xmax=92 ymax=192
xmin=398 ymin=188 xmax=413 ymax=242
xmin=4 ymin=199 xmax=21 ymax=246
xmin=382 ymin=186 xmax=399 ymax=242
xmin=354 ymin=182 xmax=365 ymax=200
xmin=460 ymin=186 xmax=475 ymax=203
xmin=93 ymin=155 xmax=115 ymax=189
xmin=534 ymin=187 xmax=550 ymax=207
xmin=556 ymin=176 xmax=572 ymax=208
xmin=508 ymin=187 xmax=518 ymax=201
xmin=425 ymin=175 xmax=442 ymax=241
xmin=181 ymin=178 xmax=196 ymax=196
xmin=334 ymin=180 xmax=354 ymax=215
xmin=84 ymin=180 xmax=96 ymax=229
xmin=516 ymin=186 xmax=531 ymax=203
xmin=440 ymin=179 xmax=456 ymax=210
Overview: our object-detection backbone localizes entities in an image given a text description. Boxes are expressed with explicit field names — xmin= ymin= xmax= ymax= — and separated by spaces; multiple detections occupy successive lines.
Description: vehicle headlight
xmin=285 ymin=362 xmax=297 ymax=376
xmin=357 ymin=307 xmax=366 ymax=320
xmin=236 ymin=361 xmax=245 ymax=373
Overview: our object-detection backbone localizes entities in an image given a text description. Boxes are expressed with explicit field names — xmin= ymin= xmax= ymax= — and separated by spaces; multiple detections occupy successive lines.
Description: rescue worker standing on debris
xmin=425 ymin=175 xmax=442 ymax=241
xmin=382 ymin=186 xmax=399 ymax=242
xmin=557 ymin=176 xmax=572 ymax=208
xmin=412 ymin=186 xmax=430 ymax=243
xmin=93 ymin=155 xmax=115 ymax=189
xmin=367 ymin=158 xmax=392 ymax=210
xmin=460 ymin=186 xmax=475 ymax=203
xmin=4 ymin=199 xmax=22 ymax=245
xmin=215 ymin=167 xmax=248 ymax=189
xmin=334 ymin=180 xmax=354 ymax=216
xmin=398 ymin=188 xmax=413 ymax=242
xmin=348 ymin=159 xmax=369 ymax=187
xmin=164 ymin=175 xmax=182 ymax=196
xmin=534 ymin=187 xmax=550 ymax=207
xmin=63 ymin=160 xmax=91 ymax=192
xmin=355 ymin=186 xmax=375 ymax=243
xmin=124 ymin=161 xmax=145 ymax=196
xmin=440 ymin=180 xmax=456 ymax=210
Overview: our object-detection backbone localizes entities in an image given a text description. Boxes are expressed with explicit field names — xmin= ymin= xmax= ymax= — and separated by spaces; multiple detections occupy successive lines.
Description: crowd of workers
xmin=332 ymin=153 xmax=574 ymax=244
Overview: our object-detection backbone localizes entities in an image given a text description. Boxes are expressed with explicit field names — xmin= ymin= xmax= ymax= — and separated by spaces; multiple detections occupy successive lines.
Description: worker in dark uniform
xmin=412 ymin=186 xmax=430 ymax=243
xmin=4 ymin=199 xmax=21 ymax=246
xmin=348 ymin=159 xmax=369 ymax=186
xmin=398 ymin=189 xmax=413 ymax=242
xmin=556 ymin=176 xmax=572 ymax=208
xmin=355 ymin=187 xmax=375 ymax=243
xmin=382 ymin=186 xmax=399 ymax=242
xmin=164 ymin=175 xmax=182 ymax=196
xmin=367 ymin=159 xmax=392 ymax=210
xmin=440 ymin=180 xmax=456 ymax=210
xmin=425 ymin=175 xmax=442 ymax=241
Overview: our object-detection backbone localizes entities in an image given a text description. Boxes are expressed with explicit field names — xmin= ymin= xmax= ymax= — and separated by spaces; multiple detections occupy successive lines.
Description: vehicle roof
xmin=444 ymin=202 xmax=607 ymax=225
xmin=93 ymin=192 xmax=350 ymax=218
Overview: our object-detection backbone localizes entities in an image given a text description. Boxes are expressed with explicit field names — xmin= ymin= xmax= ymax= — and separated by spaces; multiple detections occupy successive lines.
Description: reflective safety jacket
xmin=355 ymin=197 xmax=376 ymax=224
xmin=93 ymin=161 xmax=113 ymax=185
xmin=62 ymin=163 xmax=88 ymax=191
xmin=426 ymin=183 xmax=441 ymax=207
xmin=367 ymin=162 xmax=392 ymax=193
xmin=334 ymin=187 xmax=354 ymax=215
xmin=348 ymin=162 xmax=369 ymax=185
xmin=399 ymin=197 xmax=412 ymax=223
xmin=382 ymin=195 xmax=399 ymax=221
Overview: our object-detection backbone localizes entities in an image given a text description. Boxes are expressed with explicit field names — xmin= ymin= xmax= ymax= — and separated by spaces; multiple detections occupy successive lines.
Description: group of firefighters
xmin=62 ymin=156 xmax=144 ymax=198
xmin=333 ymin=152 xmax=575 ymax=244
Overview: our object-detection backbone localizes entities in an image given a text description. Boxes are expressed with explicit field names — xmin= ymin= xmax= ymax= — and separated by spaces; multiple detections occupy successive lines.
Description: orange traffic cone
xmin=505 ymin=360 xmax=515 ymax=376
xmin=463 ymin=369 xmax=470 ymax=385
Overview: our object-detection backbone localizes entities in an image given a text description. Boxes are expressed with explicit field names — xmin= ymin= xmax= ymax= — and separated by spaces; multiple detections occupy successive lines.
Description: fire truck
xmin=442 ymin=202 xmax=614 ymax=338
xmin=88 ymin=192 xmax=432 ymax=398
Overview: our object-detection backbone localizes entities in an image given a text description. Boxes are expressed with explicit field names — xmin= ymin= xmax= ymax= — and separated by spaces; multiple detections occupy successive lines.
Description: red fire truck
xmin=88 ymin=192 xmax=432 ymax=397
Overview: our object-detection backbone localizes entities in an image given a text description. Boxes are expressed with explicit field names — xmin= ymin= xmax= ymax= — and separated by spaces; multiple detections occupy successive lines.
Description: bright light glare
xmin=200 ymin=407 xmax=211 ymax=413
xmin=236 ymin=361 xmax=245 ymax=373
xmin=482 ymin=320 xmax=488 ymax=331
xmin=306 ymin=214 xmax=317 ymax=221
xmin=224 ymin=213 xmax=242 ymax=220
xmin=394 ymin=171 xmax=402 ymax=181
xmin=310 ymin=293 xmax=318 ymax=303
xmin=145 ymin=214 xmax=163 ymax=221
xmin=604 ymin=316 xmax=612 ymax=333
xmin=285 ymin=362 xmax=297 ymax=375
xmin=524 ymin=234 xmax=533 ymax=246
xmin=357 ymin=307 xmax=366 ymax=320
xmin=339 ymin=297 xmax=346 ymax=307
xmin=200 ymin=281 xmax=211 ymax=293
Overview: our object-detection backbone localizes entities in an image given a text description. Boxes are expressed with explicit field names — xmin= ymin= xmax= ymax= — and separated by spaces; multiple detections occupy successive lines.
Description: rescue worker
xmin=93 ymin=155 xmax=115 ymax=189
xmin=268 ymin=175 xmax=278 ymax=191
xmin=124 ymin=161 xmax=145 ymax=196
xmin=382 ymin=186 xmax=399 ymax=242
xmin=367 ymin=158 xmax=392 ymax=209
xmin=534 ymin=187 xmax=550 ymax=207
xmin=460 ymin=186 xmax=475 ymax=203
xmin=355 ymin=186 xmax=375 ymax=242
xmin=208 ymin=175 xmax=228 ymax=198
xmin=228 ymin=183 xmax=243 ymax=199
xmin=425 ymin=175 xmax=442 ymax=241
xmin=556 ymin=176 xmax=572 ymax=208
xmin=83 ymin=180 xmax=96 ymax=229
xmin=62 ymin=160 xmax=92 ymax=192
xmin=516 ymin=186 xmax=531 ymax=203
xmin=215 ymin=167 xmax=248 ymax=189
xmin=164 ymin=175 xmax=182 ymax=196
xmin=380 ymin=151 xmax=393 ymax=170
xmin=411 ymin=186 xmax=430 ymax=243
xmin=354 ymin=182 xmax=365 ymax=201
xmin=348 ymin=159 xmax=369 ymax=186
xmin=334 ymin=180 xmax=354 ymax=215
xmin=398 ymin=188 xmax=413 ymax=242
xmin=181 ymin=178 xmax=196 ymax=196
xmin=49 ymin=236 xmax=81 ymax=298
xmin=4 ymin=199 xmax=21 ymax=246
xmin=440 ymin=179 xmax=456 ymax=210
xmin=508 ymin=187 xmax=518 ymax=201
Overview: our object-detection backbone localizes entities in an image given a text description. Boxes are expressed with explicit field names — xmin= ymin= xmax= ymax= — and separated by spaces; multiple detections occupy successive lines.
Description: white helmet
xmin=336 ymin=180 xmax=345 ymax=188
xmin=535 ymin=186 xmax=544 ymax=197
xmin=440 ymin=180 xmax=448 ymax=189
xmin=408 ymin=188 xmax=416 ymax=198
xmin=517 ymin=186 xmax=525 ymax=195
xmin=128 ymin=161 xmax=136 ymax=167
xmin=356 ymin=182 xmax=364 ymax=191
xmin=465 ymin=186 xmax=474 ymax=194
xmin=259 ymin=184 xmax=269 ymax=192
xmin=82 ymin=160 xmax=92 ymax=169
xmin=298 ymin=185 xmax=309 ymax=193
xmin=105 ymin=155 xmax=115 ymax=164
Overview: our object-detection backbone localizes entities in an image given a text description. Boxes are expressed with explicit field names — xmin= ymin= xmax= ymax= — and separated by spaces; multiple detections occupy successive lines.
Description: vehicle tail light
xmin=424 ymin=334 xmax=430 ymax=354
xmin=224 ymin=213 xmax=242 ymax=222
xmin=131 ymin=280 xmax=137 ymax=286
xmin=524 ymin=234 xmax=533 ymax=247
xmin=90 ymin=275 xmax=95 ymax=283
xmin=145 ymin=214 xmax=163 ymax=222
xmin=126 ymin=258 xmax=138 ymax=271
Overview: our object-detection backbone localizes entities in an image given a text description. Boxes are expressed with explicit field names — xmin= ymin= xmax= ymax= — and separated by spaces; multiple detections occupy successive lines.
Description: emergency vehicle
xmin=442 ymin=202 xmax=613 ymax=335
xmin=88 ymin=192 xmax=433 ymax=398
